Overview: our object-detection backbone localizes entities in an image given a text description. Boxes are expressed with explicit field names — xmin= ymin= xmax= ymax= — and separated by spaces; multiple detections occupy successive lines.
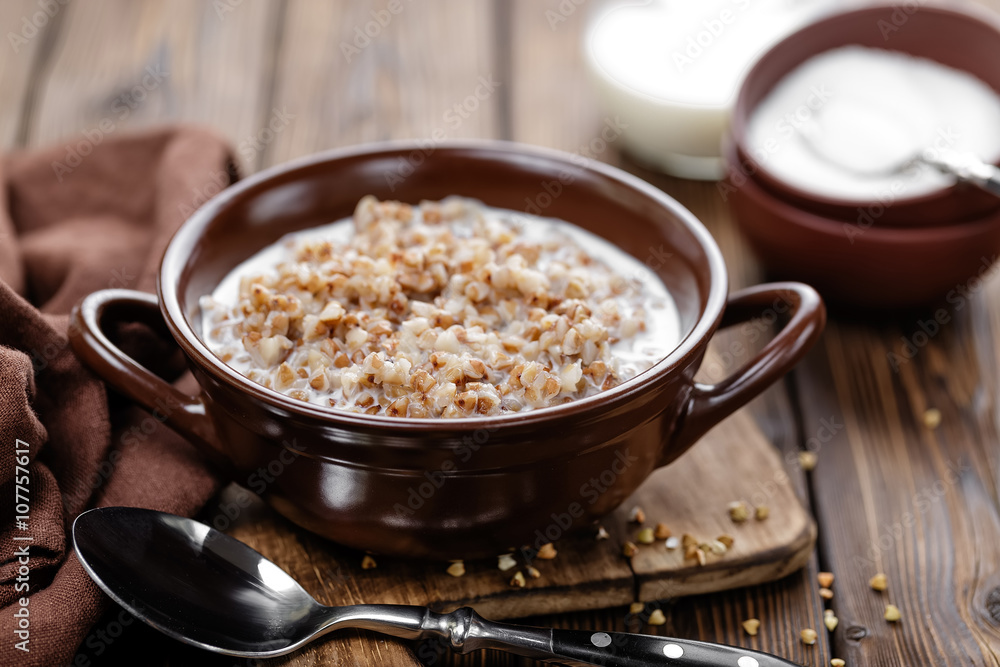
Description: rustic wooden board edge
xmin=433 ymin=577 xmax=636 ymax=620
xmin=637 ymin=518 xmax=816 ymax=601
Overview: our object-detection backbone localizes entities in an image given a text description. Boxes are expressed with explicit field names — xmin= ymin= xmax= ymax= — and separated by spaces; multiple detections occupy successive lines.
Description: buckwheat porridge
xmin=200 ymin=196 xmax=681 ymax=418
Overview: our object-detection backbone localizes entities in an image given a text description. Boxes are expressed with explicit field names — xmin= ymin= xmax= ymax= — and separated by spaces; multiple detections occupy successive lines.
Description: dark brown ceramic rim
xmin=731 ymin=4 xmax=1000 ymax=224
xmin=158 ymin=140 xmax=729 ymax=435
xmin=722 ymin=137 xmax=1000 ymax=308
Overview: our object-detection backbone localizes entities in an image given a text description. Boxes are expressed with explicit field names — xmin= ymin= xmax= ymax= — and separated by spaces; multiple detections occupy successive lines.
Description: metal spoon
xmin=73 ymin=507 xmax=800 ymax=666
xmin=797 ymin=118 xmax=1000 ymax=197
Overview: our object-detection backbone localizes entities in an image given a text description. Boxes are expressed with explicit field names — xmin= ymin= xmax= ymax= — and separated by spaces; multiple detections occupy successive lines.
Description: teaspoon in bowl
xmin=798 ymin=117 xmax=1000 ymax=197
xmin=73 ymin=507 xmax=800 ymax=666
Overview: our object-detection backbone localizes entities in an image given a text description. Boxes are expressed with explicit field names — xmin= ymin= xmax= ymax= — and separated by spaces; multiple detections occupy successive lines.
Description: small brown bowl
xmin=731 ymin=4 xmax=1000 ymax=227
xmin=724 ymin=139 xmax=1000 ymax=309
xmin=69 ymin=141 xmax=825 ymax=559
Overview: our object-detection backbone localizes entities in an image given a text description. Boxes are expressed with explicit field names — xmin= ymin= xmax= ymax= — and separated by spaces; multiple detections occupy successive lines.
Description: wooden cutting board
xmin=220 ymin=404 xmax=814 ymax=631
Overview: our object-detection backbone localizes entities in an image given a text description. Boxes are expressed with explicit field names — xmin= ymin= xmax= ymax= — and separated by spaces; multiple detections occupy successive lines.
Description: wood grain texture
xmin=0 ymin=0 xmax=65 ymax=149
xmin=23 ymin=0 xmax=281 ymax=173
xmin=795 ymin=304 xmax=1000 ymax=666
xmin=264 ymin=0 xmax=501 ymax=167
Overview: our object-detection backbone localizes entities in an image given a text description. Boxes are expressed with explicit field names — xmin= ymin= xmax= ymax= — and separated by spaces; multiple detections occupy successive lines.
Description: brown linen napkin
xmin=0 ymin=126 xmax=234 ymax=666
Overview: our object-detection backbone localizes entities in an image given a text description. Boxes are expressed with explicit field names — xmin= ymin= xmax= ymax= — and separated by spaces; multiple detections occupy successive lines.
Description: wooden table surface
xmin=7 ymin=1 xmax=1000 ymax=665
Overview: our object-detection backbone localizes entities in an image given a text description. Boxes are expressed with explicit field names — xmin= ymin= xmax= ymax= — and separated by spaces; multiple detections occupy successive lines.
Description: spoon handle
xmin=417 ymin=606 xmax=800 ymax=666
xmin=923 ymin=152 xmax=1000 ymax=198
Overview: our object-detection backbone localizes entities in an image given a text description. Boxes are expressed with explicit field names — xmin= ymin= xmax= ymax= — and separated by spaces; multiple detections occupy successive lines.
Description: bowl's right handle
xmin=69 ymin=289 xmax=230 ymax=472
xmin=665 ymin=282 xmax=826 ymax=463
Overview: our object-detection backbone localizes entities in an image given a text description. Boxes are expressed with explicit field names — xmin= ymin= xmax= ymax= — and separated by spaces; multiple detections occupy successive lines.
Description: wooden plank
xmin=263 ymin=0 xmax=502 ymax=168
xmin=0 ymin=0 xmax=64 ymax=149
xmin=24 ymin=0 xmax=280 ymax=173
xmin=631 ymin=411 xmax=814 ymax=601
xmin=795 ymin=294 xmax=1000 ymax=666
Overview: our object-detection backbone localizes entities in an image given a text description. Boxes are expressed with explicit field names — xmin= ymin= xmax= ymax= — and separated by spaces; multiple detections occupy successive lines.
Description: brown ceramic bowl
xmin=724 ymin=139 xmax=1000 ymax=309
xmin=69 ymin=141 xmax=825 ymax=559
xmin=731 ymin=5 xmax=1000 ymax=227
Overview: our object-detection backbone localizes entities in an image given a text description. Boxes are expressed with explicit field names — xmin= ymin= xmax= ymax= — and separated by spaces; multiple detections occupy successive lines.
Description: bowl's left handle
xmin=69 ymin=289 xmax=231 ymax=472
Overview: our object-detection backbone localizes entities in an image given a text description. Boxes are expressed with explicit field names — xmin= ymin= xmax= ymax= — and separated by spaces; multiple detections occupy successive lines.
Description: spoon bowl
xmin=73 ymin=506 xmax=326 ymax=656
xmin=73 ymin=506 xmax=802 ymax=666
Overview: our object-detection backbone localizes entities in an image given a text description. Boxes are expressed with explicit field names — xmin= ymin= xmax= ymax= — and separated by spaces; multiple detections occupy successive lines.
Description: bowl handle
xmin=666 ymin=282 xmax=826 ymax=463
xmin=69 ymin=289 xmax=230 ymax=472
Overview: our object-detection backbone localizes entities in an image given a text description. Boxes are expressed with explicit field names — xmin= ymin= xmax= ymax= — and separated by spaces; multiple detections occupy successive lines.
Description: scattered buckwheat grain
xmin=869 ymin=573 xmax=888 ymax=591
xmin=824 ymin=613 xmax=839 ymax=632
xmin=728 ymin=501 xmax=749 ymax=523
xmin=536 ymin=543 xmax=558 ymax=560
